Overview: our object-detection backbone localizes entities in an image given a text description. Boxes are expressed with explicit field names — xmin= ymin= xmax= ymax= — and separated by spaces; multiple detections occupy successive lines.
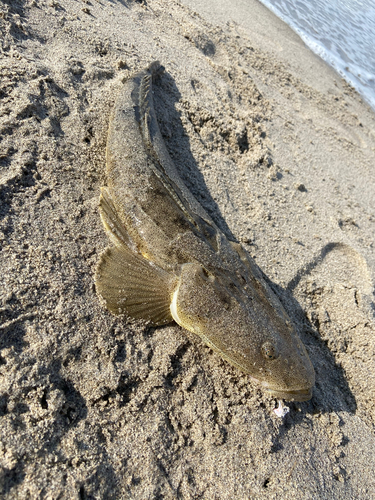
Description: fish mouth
xmin=265 ymin=386 xmax=313 ymax=402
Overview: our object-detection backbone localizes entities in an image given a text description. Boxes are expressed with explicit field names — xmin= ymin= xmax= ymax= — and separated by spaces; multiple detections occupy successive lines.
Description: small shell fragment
xmin=274 ymin=400 xmax=290 ymax=418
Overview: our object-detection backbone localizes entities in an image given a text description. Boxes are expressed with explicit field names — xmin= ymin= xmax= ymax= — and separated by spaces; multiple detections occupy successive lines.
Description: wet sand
xmin=1 ymin=0 xmax=375 ymax=498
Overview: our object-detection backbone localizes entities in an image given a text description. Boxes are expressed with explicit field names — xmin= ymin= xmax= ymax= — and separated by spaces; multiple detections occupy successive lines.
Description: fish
xmin=95 ymin=61 xmax=315 ymax=402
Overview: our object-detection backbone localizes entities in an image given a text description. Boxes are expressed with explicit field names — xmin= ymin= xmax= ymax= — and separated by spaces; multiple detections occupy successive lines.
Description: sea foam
xmin=259 ymin=0 xmax=375 ymax=111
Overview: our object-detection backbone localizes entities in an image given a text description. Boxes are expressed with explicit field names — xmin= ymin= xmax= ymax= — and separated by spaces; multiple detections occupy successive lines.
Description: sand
xmin=1 ymin=0 xmax=375 ymax=498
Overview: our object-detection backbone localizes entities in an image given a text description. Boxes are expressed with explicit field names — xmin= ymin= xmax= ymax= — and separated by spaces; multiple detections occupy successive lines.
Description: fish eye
xmin=201 ymin=268 xmax=209 ymax=278
xmin=261 ymin=341 xmax=278 ymax=360
xmin=199 ymin=267 xmax=215 ymax=282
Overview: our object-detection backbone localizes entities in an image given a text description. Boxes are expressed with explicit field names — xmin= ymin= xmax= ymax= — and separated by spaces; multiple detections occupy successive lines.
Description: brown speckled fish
xmin=95 ymin=61 xmax=315 ymax=402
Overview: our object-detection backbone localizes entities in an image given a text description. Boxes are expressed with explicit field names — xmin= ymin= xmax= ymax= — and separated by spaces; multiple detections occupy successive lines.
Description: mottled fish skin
xmin=95 ymin=62 xmax=315 ymax=402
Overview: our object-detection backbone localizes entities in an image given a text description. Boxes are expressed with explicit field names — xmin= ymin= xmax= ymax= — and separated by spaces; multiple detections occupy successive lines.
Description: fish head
xmin=171 ymin=263 xmax=315 ymax=402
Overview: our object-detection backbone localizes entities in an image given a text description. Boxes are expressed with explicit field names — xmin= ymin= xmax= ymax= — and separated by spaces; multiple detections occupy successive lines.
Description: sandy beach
xmin=1 ymin=0 xmax=375 ymax=498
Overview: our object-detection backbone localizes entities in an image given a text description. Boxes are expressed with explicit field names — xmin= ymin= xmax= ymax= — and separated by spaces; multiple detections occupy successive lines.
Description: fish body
xmin=95 ymin=62 xmax=315 ymax=402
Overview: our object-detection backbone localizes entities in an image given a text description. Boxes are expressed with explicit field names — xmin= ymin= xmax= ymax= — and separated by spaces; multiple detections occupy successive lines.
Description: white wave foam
xmin=259 ymin=0 xmax=375 ymax=110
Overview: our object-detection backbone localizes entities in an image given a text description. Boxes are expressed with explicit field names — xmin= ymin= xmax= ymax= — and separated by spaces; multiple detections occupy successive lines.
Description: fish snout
xmin=266 ymin=386 xmax=314 ymax=402
xmin=264 ymin=354 xmax=315 ymax=402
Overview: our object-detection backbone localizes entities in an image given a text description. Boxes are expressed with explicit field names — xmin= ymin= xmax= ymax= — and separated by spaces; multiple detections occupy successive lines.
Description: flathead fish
xmin=95 ymin=61 xmax=315 ymax=402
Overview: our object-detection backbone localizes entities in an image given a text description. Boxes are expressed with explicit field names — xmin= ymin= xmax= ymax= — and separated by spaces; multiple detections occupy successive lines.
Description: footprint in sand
xmin=291 ymin=242 xmax=375 ymax=423
xmin=289 ymin=242 xmax=373 ymax=298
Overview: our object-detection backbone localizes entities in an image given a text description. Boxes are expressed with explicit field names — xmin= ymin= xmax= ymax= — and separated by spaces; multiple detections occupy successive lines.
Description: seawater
xmin=258 ymin=0 xmax=375 ymax=111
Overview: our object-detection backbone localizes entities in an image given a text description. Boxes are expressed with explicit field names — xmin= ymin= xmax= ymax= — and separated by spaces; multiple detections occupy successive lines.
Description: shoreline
xmin=257 ymin=0 xmax=375 ymax=112
xmin=182 ymin=0 xmax=375 ymax=112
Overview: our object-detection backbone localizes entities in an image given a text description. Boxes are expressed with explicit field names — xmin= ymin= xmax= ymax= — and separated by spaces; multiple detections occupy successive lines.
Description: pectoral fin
xmin=95 ymin=244 xmax=175 ymax=325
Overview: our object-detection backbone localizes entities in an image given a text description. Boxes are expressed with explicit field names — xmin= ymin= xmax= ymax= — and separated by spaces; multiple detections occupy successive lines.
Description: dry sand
xmin=1 ymin=0 xmax=375 ymax=498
